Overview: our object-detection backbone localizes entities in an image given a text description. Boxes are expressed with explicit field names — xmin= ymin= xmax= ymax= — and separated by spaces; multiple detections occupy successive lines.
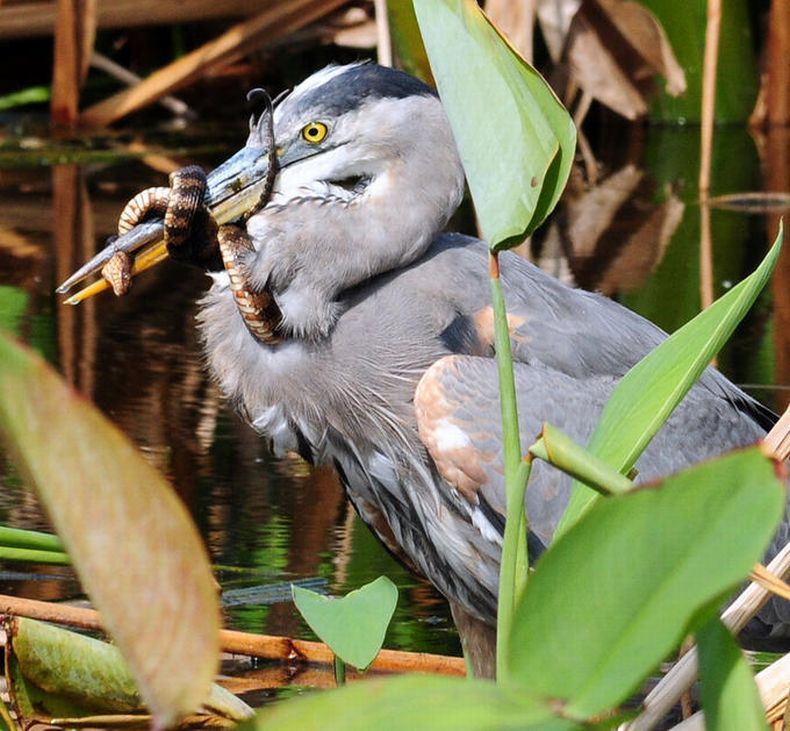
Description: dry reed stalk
xmin=750 ymin=562 xmax=790 ymax=601
xmin=80 ymin=0 xmax=350 ymax=127
xmin=668 ymin=653 xmax=790 ymax=730
xmin=51 ymin=0 xmax=96 ymax=128
xmin=765 ymin=404 xmax=790 ymax=462
xmin=0 ymin=594 xmax=466 ymax=676
xmin=0 ymin=0 xmax=264 ymax=39
xmin=374 ymin=0 xmax=392 ymax=67
xmin=91 ymin=52 xmax=191 ymax=118
xmin=765 ymin=0 xmax=790 ymax=126
xmin=697 ymin=0 xmax=720 ymax=196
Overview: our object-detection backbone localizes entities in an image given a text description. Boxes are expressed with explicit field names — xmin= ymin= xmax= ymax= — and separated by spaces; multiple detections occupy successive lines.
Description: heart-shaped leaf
xmin=414 ymin=0 xmax=576 ymax=248
xmin=0 ymin=335 xmax=219 ymax=728
xmin=508 ymin=447 xmax=784 ymax=718
xmin=292 ymin=576 xmax=398 ymax=670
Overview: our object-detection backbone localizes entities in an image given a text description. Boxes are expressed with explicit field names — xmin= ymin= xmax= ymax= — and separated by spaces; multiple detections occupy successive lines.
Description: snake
xmin=103 ymin=90 xmax=283 ymax=344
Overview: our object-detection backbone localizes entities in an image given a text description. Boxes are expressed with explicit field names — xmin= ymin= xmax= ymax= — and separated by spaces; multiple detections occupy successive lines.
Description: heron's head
xmin=60 ymin=64 xmax=465 ymax=338
xmin=207 ymin=62 xmax=466 ymax=337
xmin=213 ymin=63 xmax=463 ymax=221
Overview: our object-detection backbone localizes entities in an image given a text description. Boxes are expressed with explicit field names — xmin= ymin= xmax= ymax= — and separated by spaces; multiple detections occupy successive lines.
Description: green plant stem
xmin=529 ymin=425 xmax=634 ymax=496
xmin=0 ymin=547 xmax=70 ymax=565
xmin=0 ymin=525 xmax=65 ymax=552
xmin=334 ymin=655 xmax=346 ymax=686
xmin=511 ymin=459 xmax=532 ymax=606
xmin=490 ymin=251 xmax=530 ymax=682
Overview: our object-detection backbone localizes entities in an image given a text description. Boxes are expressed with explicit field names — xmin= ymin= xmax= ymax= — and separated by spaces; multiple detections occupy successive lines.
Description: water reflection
xmin=0 ymin=122 xmax=787 ymax=683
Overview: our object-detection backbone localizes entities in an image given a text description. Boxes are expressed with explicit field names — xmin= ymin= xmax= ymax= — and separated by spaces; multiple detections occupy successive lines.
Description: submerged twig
xmin=0 ymin=594 xmax=466 ymax=676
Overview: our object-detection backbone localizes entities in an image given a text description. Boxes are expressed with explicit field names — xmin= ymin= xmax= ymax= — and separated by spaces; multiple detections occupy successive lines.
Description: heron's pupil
xmin=308 ymin=128 xmax=317 ymax=137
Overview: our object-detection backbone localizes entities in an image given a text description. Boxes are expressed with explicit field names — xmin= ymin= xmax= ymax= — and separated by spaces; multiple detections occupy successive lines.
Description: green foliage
xmin=0 ymin=85 xmax=50 ymax=111
xmin=0 ymin=525 xmax=70 ymax=564
xmin=697 ymin=617 xmax=768 ymax=731
xmin=0 ymin=286 xmax=28 ymax=334
xmin=386 ymin=0 xmax=433 ymax=83
xmin=529 ymin=424 xmax=633 ymax=496
xmin=414 ymin=0 xmax=575 ymax=678
xmin=0 ymin=335 xmax=220 ymax=728
xmin=639 ymin=0 xmax=758 ymax=123
xmin=6 ymin=617 xmax=251 ymax=722
xmin=413 ymin=0 xmax=575 ymax=248
xmin=508 ymin=448 xmax=783 ymax=718
xmin=292 ymin=576 xmax=398 ymax=671
xmin=557 ymin=222 xmax=783 ymax=538
xmin=489 ymin=269 xmax=530 ymax=678
xmin=0 ymin=525 xmax=64 ymax=552
xmin=244 ymin=675 xmax=580 ymax=731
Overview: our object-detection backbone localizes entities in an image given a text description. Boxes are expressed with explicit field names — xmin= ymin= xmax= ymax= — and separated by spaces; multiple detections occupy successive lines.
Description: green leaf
xmin=7 ymin=617 xmax=252 ymax=722
xmin=0 ymin=286 xmax=28 ymax=334
xmin=413 ymin=0 xmax=576 ymax=248
xmin=530 ymin=424 xmax=633 ymax=496
xmin=292 ymin=576 xmax=398 ymax=670
xmin=557 ymin=222 xmax=783 ymax=537
xmin=0 ymin=546 xmax=70 ymax=565
xmin=0 ymin=335 xmax=220 ymax=728
xmin=386 ymin=0 xmax=433 ymax=84
xmin=0 ymin=525 xmax=65 ymax=552
xmin=244 ymin=674 xmax=580 ymax=731
xmin=508 ymin=448 xmax=784 ymax=719
xmin=697 ymin=617 xmax=768 ymax=731
xmin=0 ymin=85 xmax=50 ymax=111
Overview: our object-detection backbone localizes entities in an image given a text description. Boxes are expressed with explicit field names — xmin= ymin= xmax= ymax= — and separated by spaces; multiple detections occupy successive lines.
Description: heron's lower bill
xmin=64 ymin=242 xmax=169 ymax=306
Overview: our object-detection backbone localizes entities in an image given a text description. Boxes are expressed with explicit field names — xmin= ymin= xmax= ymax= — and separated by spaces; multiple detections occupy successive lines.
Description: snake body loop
xmin=218 ymin=224 xmax=283 ymax=344
xmin=108 ymin=160 xmax=283 ymax=345
xmin=117 ymin=188 xmax=170 ymax=236
xmin=106 ymin=91 xmax=280 ymax=341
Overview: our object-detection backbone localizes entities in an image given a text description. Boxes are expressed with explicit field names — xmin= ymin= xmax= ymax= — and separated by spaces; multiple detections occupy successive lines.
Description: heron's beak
xmin=57 ymin=144 xmax=275 ymax=304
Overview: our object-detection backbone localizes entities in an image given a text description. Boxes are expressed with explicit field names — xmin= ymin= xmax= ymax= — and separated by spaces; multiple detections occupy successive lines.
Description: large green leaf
xmin=557 ymin=223 xmax=783 ymax=536
xmin=292 ymin=576 xmax=398 ymax=670
xmin=508 ymin=448 xmax=784 ymax=719
xmin=413 ymin=0 xmax=576 ymax=248
xmin=697 ymin=617 xmax=768 ymax=731
xmin=0 ymin=335 xmax=219 ymax=728
xmin=244 ymin=675 xmax=579 ymax=731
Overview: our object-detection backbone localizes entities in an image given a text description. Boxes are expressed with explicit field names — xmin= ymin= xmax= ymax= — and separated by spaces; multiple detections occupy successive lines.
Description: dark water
xmin=0 ymin=120 xmax=787 ymax=698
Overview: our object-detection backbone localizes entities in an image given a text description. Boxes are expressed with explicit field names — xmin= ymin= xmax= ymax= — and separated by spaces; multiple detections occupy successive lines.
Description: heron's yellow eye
xmin=301 ymin=121 xmax=328 ymax=143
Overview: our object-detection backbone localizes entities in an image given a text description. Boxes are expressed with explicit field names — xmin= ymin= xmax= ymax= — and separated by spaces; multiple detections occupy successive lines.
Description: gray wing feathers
xmin=497 ymin=248 xmax=774 ymax=430
xmin=414 ymin=351 xmax=787 ymax=635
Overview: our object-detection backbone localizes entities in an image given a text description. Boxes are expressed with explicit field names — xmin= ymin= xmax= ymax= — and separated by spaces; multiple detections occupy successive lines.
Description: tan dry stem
xmin=668 ymin=653 xmax=790 ymax=730
xmin=765 ymin=404 xmax=790 ymax=462
xmin=0 ymin=594 xmax=465 ymax=676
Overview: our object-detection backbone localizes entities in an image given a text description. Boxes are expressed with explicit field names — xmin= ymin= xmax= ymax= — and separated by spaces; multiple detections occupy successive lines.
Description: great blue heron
xmin=61 ymin=62 xmax=788 ymax=676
